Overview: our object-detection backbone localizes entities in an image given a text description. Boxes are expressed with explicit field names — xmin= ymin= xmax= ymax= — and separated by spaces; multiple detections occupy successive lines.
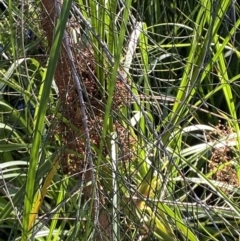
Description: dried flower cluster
xmin=208 ymin=121 xmax=238 ymax=188
xmin=51 ymin=46 xmax=136 ymax=176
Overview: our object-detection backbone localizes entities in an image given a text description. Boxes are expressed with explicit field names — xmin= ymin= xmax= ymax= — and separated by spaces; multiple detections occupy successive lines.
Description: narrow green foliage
xmin=21 ymin=1 xmax=72 ymax=240
xmin=1 ymin=0 xmax=240 ymax=240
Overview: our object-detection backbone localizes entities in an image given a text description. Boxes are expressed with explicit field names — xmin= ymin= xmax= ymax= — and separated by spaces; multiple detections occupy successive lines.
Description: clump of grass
xmin=1 ymin=0 xmax=240 ymax=241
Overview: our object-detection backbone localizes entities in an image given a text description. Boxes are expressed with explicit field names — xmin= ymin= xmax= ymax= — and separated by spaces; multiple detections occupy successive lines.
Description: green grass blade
xmin=21 ymin=1 xmax=72 ymax=240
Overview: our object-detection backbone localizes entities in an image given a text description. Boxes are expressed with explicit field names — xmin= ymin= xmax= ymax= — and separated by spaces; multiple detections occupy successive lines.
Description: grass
xmin=0 ymin=0 xmax=240 ymax=240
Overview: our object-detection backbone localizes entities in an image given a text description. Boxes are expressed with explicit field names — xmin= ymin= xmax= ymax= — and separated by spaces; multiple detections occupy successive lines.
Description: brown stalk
xmin=40 ymin=1 xmax=113 ymax=240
